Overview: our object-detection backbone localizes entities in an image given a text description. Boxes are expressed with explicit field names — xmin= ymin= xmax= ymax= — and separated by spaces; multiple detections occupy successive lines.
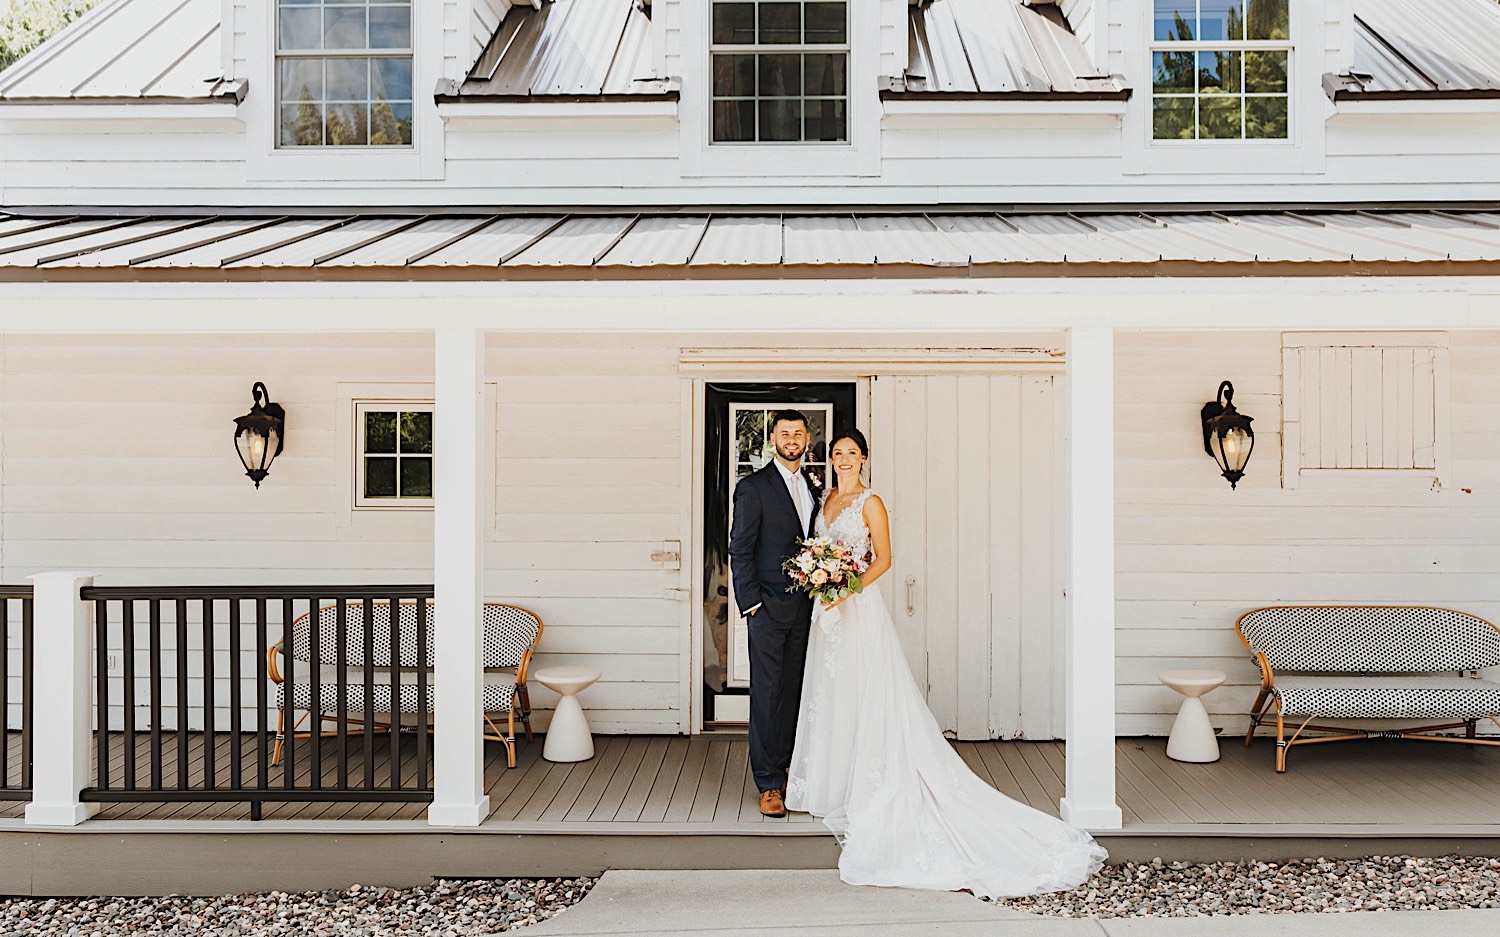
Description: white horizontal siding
xmin=0 ymin=331 xmax=688 ymax=734
xmin=1116 ymin=329 xmax=1500 ymax=735
xmin=11 ymin=325 xmax=1500 ymax=742
xmin=6 ymin=106 xmax=1500 ymax=206
xmin=879 ymin=0 xmax=905 ymax=79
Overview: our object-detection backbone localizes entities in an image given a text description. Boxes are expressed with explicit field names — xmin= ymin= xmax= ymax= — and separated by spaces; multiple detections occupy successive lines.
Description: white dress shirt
xmin=775 ymin=459 xmax=816 ymax=534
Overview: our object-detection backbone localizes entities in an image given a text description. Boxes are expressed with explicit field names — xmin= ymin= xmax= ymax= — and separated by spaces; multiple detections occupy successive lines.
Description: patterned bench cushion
xmin=277 ymin=672 xmax=517 ymax=715
xmin=1274 ymin=674 xmax=1500 ymax=720
xmin=1238 ymin=606 xmax=1500 ymax=673
xmin=287 ymin=602 xmax=541 ymax=669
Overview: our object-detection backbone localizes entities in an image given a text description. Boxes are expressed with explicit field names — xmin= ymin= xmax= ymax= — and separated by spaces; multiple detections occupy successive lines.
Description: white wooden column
xmin=1059 ymin=327 xmax=1124 ymax=830
xmin=428 ymin=327 xmax=491 ymax=826
xmin=25 ymin=571 xmax=99 ymax=826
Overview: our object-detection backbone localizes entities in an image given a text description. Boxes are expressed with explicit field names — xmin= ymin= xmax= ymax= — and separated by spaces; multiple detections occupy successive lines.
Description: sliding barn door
xmin=871 ymin=373 xmax=1065 ymax=740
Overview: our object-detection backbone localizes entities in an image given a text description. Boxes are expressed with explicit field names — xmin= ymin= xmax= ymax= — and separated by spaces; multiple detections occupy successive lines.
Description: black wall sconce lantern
xmin=1201 ymin=380 xmax=1255 ymax=489
xmin=233 ymin=382 xmax=286 ymax=489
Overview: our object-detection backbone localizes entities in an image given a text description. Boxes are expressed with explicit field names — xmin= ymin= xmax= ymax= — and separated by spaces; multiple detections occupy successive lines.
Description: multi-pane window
xmin=356 ymin=403 xmax=432 ymax=506
xmin=1151 ymin=1 xmax=1290 ymax=141
xmin=710 ymin=1 xmax=848 ymax=144
xmin=277 ymin=1 xmax=413 ymax=147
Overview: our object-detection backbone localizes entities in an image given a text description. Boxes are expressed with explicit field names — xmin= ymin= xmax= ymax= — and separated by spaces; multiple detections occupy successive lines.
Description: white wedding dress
xmin=785 ymin=488 xmax=1106 ymax=899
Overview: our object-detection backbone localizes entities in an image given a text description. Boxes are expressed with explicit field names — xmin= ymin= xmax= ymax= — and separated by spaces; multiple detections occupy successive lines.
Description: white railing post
xmin=428 ymin=327 xmax=490 ymax=827
xmin=25 ymin=571 xmax=98 ymax=826
xmin=1059 ymin=327 xmax=1124 ymax=831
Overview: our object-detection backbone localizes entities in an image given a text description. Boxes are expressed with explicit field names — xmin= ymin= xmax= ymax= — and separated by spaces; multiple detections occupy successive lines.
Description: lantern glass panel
xmin=1222 ymin=426 xmax=1252 ymax=472
xmin=237 ymin=429 xmax=267 ymax=472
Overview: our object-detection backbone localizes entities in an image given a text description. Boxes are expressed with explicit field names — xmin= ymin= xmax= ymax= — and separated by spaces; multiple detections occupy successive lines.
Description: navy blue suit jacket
xmin=728 ymin=463 xmax=819 ymax=623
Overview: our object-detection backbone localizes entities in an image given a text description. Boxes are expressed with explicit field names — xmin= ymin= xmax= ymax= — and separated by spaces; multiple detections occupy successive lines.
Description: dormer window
xmin=276 ymin=1 xmax=413 ymax=147
xmin=710 ymin=1 xmax=848 ymax=143
xmin=1151 ymin=1 xmax=1290 ymax=141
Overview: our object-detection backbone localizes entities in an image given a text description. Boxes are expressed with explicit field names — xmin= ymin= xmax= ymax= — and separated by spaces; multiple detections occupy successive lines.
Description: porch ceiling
xmin=2 ymin=208 xmax=1500 ymax=281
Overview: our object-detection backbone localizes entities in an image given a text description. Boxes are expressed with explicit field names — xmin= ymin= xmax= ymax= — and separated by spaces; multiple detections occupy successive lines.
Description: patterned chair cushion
xmin=1274 ymin=674 xmax=1500 ymax=720
xmin=277 ymin=672 xmax=518 ymax=715
xmin=287 ymin=602 xmax=541 ymax=669
xmin=1238 ymin=606 xmax=1500 ymax=673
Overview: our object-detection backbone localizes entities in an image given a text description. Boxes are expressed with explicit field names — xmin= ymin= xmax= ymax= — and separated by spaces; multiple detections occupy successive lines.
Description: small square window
xmin=355 ymin=402 xmax=433 ymax=508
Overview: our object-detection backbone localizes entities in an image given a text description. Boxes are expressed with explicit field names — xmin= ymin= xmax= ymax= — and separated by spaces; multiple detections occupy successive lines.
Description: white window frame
xmin=354 ymin=399 xmax=435 ymax=509
xmin=334 ymin=381 xmax=497 ymax=530
xmin=273 ymin=0 xmax=416 ymax=150
xmin=1121 ymin=0 xmax=1327 ymax=175
xmin=1281 ymin=332 xmax=1451 ymax=491
xmin=243 ymin=0 xmax=444 ymax=182
xmin=1148 ymin=3 xmax=1294 ymax=145
xmin=679 ymin=0 xmax=880 ymax=177
xmin=708 ymin=1 xmax=851 ymax=146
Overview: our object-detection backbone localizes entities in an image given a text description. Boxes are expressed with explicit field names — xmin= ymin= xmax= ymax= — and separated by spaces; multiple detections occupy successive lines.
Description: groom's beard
xmin=774 ymin=442 xmax=806 ymax=464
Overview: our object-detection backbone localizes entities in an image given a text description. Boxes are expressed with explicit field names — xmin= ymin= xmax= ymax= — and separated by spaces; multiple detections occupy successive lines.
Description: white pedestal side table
xmin=535 ymin=665 xmax=602 ymax=762
xmin=1159 ymin=668 xmax=1227 ymax=763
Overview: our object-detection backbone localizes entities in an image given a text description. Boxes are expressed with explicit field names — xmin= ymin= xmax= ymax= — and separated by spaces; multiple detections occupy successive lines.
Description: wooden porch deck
xmin=8 ymin=730 xmax=1500 ymax=834
xmin=8 ymin=730 xmax=1500 ymax=893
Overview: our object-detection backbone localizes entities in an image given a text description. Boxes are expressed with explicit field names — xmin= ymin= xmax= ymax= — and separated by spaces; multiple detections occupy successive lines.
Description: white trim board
xmin=679 ymin=346 xmax=1066 ymax=375
xmin=3 ymin=287 xmax=1500 ymax=333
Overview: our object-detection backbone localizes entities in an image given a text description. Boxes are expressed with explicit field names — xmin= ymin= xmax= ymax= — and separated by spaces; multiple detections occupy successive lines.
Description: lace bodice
xmin=817 ymin=487 xmax=875 ymax=557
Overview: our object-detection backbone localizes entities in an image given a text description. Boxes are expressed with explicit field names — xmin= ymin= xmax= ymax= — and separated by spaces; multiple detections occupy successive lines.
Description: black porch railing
xmin=1 ymin=585 xmax=34 ymax=799
xmin=80 ymin=585 xmax=435 ymax=819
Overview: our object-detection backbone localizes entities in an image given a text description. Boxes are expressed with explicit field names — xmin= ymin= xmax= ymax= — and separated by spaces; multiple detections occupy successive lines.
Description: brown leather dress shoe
xmin=758 ymin=788 xmax=787 ymax=818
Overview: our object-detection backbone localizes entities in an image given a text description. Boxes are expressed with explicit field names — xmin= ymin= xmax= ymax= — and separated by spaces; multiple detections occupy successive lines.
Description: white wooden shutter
xmin=1282 ymin=333 xmax=1449 ymax=488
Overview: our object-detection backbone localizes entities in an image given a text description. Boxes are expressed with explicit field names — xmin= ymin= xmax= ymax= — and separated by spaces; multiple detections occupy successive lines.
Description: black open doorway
xmin=701 ymin=381 xmax=857 ymax=727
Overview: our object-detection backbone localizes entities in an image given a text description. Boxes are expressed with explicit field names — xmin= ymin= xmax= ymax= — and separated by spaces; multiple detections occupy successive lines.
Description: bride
xmin=785 ymin=428 xmax=1106 ymax=899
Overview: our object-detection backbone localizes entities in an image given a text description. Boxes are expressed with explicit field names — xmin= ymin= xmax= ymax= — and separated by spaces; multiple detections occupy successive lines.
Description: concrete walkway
xmin=518 ymin=870 xmax=1500 ymax=937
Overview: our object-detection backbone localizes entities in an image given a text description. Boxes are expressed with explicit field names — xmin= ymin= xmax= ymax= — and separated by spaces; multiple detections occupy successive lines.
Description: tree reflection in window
xmin=276 ymin=1 xmax=413 ymax=147
xmin=361 ymin=406 xmax=432 ymax=500
xmin=1152 ymin=1 xmax=1290 ymax=141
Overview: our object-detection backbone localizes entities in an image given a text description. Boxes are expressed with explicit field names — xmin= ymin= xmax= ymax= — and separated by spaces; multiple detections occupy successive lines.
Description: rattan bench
xmin=269 ymin=601 xmax=544 ymax=769
xmin=1237 ymin=605 xmax=1500 ymax=772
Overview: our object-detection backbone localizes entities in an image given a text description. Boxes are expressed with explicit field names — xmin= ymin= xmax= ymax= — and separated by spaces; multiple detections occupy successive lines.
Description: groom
xmin=728 ymin=410 xmax=821 ymax=817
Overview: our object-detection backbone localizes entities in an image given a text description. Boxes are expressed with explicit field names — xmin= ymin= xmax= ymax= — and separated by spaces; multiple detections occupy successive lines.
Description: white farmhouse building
xmin=3 ymin=0 xmax=1500 ymax=894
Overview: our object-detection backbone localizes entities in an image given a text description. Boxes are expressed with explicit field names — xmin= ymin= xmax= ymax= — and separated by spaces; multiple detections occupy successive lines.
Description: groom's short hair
xmin=771 ymin=409 xmax=810 ymax=432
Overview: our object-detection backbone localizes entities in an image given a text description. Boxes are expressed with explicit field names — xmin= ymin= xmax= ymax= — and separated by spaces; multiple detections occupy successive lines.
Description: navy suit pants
xmin=747 ymin=607 xmax=810 ymax=793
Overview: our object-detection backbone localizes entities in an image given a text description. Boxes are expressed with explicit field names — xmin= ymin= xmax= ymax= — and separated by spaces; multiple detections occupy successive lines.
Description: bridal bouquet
xmin=784 ymin=537 xmax=868 ymax=613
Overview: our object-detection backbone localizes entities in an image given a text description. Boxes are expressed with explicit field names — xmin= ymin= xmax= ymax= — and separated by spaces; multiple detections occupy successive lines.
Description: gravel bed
xmin=998 ymin=855 xmax=1500 ymax=917
xmin=0 ymin=876 xmax=597 ymax=936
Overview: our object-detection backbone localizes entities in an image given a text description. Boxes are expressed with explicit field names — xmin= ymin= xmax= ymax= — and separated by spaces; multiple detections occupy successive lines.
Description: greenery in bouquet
xmin=783 ymin=536 xmax=869 ymax=606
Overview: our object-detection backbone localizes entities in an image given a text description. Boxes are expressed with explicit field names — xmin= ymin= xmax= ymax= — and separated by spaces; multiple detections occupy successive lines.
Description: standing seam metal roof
xmin=0 ymin=0 xmax=239 ymax=102
xmin=895 ymin=0 xmax=1126 ymax=97
xmin=3 ymin=208 xmax=1500 ymax=275
xmin=447 ymin=0 xmax=674 ymax=100
xmin=1332 ymin=0 xmax=1500 ymax=98
xmin=7 ymin=0 xmax=1498 ymax=105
